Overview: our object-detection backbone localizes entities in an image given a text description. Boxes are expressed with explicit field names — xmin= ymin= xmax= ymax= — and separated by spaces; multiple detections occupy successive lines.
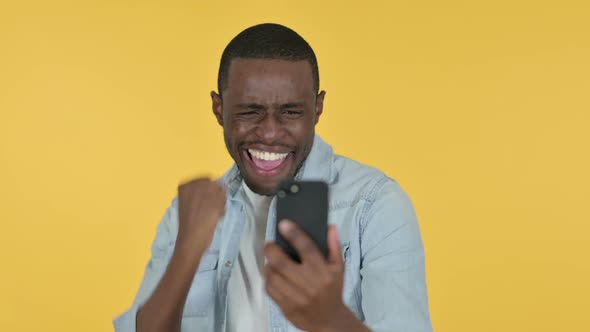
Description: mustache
xmin=240 ymin=140 xmax=295 ymax=150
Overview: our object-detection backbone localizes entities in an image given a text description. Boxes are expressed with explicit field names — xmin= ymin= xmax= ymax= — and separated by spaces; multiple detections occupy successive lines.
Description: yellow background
xmin=1 ymin=1 xmax=589 ymax=331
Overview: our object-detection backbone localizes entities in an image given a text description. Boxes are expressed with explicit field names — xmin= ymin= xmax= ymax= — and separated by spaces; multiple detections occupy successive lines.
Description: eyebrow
xmin=235 ymin=103 xmax=265 ymax=110
xmin=234 ymin=102 xmax=306 ymax=109
xmin=279 ymin=102 xmax=305 ymax=108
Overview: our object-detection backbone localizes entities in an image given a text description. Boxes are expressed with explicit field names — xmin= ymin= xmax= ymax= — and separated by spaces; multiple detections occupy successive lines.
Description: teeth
xmin=248 ymin=149 xmax=289 ymax=161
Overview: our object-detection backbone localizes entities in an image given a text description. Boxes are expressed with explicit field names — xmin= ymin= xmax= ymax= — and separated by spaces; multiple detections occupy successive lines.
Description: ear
xmin=314 ymin=90 xmax=326 ymax=125
xmin=211 ymin=91 xmax=223 ymax=126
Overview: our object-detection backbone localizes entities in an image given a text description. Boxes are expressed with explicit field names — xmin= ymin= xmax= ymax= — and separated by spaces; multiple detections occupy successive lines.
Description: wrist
xmin=175 ymin=231 xmax=211 ymax=253
xmin=317 ymin=305 xmax=369 ymax=332
xmin=172 ymin=238 xmax=207 ymax=267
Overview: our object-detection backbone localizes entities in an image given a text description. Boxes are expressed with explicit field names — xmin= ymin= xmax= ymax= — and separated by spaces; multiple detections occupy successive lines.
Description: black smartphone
xmin=275 ymin=180 xmax=329 ymax=263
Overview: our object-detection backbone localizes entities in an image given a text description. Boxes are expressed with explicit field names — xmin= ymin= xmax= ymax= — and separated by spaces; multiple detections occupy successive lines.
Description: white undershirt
xmin=226 ymin=182 xmax=272 ymax=332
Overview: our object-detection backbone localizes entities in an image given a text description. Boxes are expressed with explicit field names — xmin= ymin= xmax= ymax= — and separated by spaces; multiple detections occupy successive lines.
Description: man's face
xmin=212 ymin=58 xmax=325 ymax=195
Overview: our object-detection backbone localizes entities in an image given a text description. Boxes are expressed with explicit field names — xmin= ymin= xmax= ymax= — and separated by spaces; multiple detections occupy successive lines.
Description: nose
xmin=255 ymin=113 xmax=283 ymax=143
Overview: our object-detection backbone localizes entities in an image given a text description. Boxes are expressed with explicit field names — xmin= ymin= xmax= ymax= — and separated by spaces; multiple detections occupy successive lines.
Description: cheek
xmin=228 ymin=120 xmax=255 ymax=142
xmin=289 ymin=119 xmax=315 ymax=141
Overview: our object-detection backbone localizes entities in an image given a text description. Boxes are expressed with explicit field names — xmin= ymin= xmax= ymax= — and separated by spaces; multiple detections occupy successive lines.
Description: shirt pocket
xmin=183 ymin=251 xmax=219 ymax=318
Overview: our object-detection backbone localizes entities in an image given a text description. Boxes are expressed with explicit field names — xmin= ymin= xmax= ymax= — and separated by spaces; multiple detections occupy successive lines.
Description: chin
xmin=244 ymin=178 xmax=281 ymax=196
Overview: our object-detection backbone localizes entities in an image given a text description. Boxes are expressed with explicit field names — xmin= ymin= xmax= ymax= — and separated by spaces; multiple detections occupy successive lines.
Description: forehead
xmin=224 ymin=58 xmax=315 ymax=102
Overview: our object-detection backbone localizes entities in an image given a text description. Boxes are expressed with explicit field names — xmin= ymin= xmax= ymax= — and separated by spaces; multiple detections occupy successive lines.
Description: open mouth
xmin=243 ymin=148 xmax=293 ymax=176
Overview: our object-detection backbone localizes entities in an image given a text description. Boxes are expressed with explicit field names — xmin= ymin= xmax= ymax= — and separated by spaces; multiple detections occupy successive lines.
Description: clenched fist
xmin=176 ymin=178 xmax=226 ymax=255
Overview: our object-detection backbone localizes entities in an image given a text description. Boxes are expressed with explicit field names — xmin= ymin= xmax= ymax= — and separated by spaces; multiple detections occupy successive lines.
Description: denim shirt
xmin=114 ymin=135 xmax=433 ymax=332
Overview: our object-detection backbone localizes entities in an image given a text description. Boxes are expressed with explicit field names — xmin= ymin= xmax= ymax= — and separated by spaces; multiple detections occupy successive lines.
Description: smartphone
xmin=275 ymin=180 xmax=329 ymax=263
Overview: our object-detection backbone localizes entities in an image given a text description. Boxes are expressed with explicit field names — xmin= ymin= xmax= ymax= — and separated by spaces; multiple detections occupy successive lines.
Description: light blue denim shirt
xmin=114 ymin=135 xmax=432 ymax=332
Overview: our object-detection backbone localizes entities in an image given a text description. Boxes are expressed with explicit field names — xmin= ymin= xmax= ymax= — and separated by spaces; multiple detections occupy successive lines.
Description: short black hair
xmin=217 ymin=23 xmax=319 ymax=96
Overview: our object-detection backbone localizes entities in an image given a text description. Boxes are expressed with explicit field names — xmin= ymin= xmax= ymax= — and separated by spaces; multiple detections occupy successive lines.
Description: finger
xmin=278 ymin=219 xmax=324 ymax=267
xmin=264 ymin=263 xmax=308 ymax=309
xmin=179 ymin=176 xmax=208 ymax=187
xmin=327 ymin=225 xmax=343 ymax=266
xmin=264 ymin=242 xmax=314 ymax=292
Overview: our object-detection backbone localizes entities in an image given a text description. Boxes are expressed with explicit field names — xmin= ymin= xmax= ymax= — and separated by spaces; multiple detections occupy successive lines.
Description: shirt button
xmin=225 ymin=260 xmax=232 ymax=268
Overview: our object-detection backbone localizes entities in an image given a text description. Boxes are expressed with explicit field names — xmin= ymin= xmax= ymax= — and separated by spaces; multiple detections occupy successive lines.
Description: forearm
xmin=136 ymin=246 xmax=204 ymax=332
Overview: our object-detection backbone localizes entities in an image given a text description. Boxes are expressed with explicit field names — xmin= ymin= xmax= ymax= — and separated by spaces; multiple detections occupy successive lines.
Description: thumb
xmin=327 ymin=225 xmax=342 ymax=265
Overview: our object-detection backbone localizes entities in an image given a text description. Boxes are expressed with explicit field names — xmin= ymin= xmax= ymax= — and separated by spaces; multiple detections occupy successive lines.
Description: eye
xmin=282 ymin=109 xmax=303 ymax=118
xmin=237 ymin=110 xmax=260 ymax=119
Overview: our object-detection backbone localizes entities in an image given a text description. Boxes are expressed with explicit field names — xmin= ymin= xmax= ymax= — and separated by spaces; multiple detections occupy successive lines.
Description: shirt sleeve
xmin=113 ymin=198 xmax=179 ymax=332
xmin=360 ymin=180 xmax=433 ymax=332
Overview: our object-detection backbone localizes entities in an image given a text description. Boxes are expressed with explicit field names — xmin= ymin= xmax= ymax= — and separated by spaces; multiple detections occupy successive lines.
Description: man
xmin=114 ymin=23 xmax=432 ymax=332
